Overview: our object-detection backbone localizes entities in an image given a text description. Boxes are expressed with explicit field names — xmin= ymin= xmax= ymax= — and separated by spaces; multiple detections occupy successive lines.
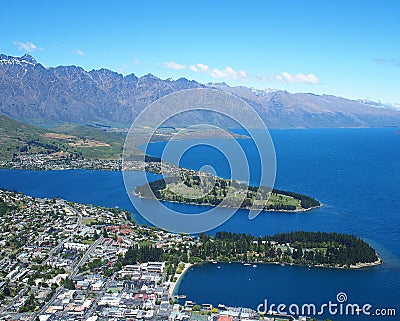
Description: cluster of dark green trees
xmin=0 ymin=197 xmax=15 ymax=216
xmin=119 ymin=245 xmax=163 ymax=265
xmin=63 ymin=277 xmax=75 ymax=290
xmin=269 ymin=231 xmax=378 ymax=265
xmin=190 ymin=231 xmax=378 ymax=267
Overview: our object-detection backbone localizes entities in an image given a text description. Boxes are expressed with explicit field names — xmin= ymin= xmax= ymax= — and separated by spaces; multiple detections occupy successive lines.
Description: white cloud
xmin=160 ymin=60 xmax=249 ymax=81
xmin=196 ymin=63 xmax=210 ymax=72
xmin=190 ymin=63 xmax=249 ymax=81
xmin=163 ymin=61 xmax=186 ymax=70
xmin=269 ymin=72 xmax=320 ymax=84
xmin=13 ymin=41 xmax=44 ymax=52
xmin=73 ymin=49 xmax=86 ymax=56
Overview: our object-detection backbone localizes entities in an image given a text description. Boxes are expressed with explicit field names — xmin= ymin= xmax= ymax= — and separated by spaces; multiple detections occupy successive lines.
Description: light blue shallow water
xmin=0 ymin=128 xmax=399 ymax=320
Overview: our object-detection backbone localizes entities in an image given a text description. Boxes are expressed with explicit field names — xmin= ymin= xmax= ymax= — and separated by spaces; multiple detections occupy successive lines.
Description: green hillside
xmin=0 ymin=114 xmax=126 ymax=160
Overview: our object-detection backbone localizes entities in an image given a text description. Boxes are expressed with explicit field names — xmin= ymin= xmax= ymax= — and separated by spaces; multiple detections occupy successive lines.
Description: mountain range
xmin=1 ymin=54 xmax=400 ymax=128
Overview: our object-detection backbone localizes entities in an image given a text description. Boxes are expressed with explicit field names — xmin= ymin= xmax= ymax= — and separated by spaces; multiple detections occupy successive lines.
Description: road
xmin=57 ymin=199 xmax=82 ymax=229
xmin=30 ymin=234 xmax=103 ymax=320
xmin=0 ymin=286 xmax=28 ymax=314
xmin=31 ymin=287 xmax=64 ymax=321
xmin=70 ymin=236 xmax=104 ymax=279
xmin=43 ymin=201 xmax=83 ymax=266
xmin=85 ymin=272 xmax=116 ymax=317
xmin=29 ymin=202 xmax=91 ymax=321
xmin=1 ymin=202 xmax=83 ymax=315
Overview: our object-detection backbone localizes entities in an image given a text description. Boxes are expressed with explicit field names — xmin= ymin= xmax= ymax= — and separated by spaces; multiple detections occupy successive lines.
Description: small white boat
xmin=212 ymin=261 xmax=218 ymax=264
xmin=243 ymin=263 xmax=251 ymax=266
xmin=252 ymin=264 xmax=257 ymax=268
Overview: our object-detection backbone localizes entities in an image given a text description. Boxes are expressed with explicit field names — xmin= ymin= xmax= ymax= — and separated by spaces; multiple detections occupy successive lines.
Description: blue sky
xmin=1 ymin=0 xmax=399 ymax=104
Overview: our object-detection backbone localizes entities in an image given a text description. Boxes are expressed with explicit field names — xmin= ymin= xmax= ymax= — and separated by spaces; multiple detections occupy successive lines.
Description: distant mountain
xmin=1 ymin=54 xmax=400 ymax=128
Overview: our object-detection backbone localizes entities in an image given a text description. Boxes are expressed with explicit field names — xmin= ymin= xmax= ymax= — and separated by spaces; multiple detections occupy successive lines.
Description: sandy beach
xmin=168 ymin=262 xmax=193 ymax=298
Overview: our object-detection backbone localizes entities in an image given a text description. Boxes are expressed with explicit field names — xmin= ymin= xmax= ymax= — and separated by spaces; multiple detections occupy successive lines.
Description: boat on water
xmin=280 ymin=263 xmax=285 ymax=266
xmin=212 ymin=261 xmax=218 ymax=264
xmin=243 ymin=263 xmax=251 ymax=266
xmin=252 ymin=264 xmax=257 ymax=268
xmin=175 ymin=295 xmax=187 ymax=299
xmin=217 ymin=266 xmax=221 ymax=269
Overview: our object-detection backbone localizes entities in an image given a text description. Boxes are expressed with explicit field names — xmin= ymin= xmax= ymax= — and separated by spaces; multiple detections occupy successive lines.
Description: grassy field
xmin=255 ymin=192 xmax=300 ymax=209
xmin=161 ymin=178 xmax=302 ymax=210
xmin=52 ymin=124 xmax=126 ymax=159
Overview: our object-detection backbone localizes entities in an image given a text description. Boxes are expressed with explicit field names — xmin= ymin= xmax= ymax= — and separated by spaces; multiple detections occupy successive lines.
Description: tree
xmin=3 ymin=287 xmax=10 ymax=297
xmin=63 ymin=277 xmax=75 ymax=290
xmin=104 ymin=268 xmax=114 ymax=277
xmin=92 ymin=230 xmax=99 ymax=240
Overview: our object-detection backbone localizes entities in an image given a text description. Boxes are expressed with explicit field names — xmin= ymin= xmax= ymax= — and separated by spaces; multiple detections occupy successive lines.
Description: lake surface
xmin=0 ymin=128 xmax=399 ymax=320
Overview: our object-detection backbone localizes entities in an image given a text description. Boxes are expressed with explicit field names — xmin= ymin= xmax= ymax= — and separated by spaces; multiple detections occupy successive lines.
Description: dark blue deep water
xmin=0 ymin=128 xmax=399 ymax=320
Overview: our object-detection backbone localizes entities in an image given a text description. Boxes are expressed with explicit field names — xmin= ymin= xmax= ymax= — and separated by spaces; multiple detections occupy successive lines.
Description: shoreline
xmin=172 ymin=257 xmax=382 ymax=289
xmin=168 ymin=262 xmax=193 ymax=299
xmin=169 ymin=258 xmax=384 ymax=299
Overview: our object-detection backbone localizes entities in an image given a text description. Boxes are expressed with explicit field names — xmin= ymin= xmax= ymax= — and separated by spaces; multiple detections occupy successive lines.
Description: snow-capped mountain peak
xmin=0 ymin=54 xmax=37 ymax=67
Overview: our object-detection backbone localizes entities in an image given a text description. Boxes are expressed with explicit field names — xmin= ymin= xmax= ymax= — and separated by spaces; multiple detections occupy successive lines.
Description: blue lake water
xmin=0 ymin=128 xmax=399 ymax=320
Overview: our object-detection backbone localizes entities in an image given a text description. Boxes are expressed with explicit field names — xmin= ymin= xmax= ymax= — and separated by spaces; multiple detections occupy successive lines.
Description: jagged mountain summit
xmin=1 ymin=54 xmax=400 ymax=128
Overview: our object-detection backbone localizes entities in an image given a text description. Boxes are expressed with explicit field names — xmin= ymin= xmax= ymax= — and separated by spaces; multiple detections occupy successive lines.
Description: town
xmin=1 ymin=189 xmax=318 ymax=321
xmin=0 ymin=153 xmax=189 ymax=176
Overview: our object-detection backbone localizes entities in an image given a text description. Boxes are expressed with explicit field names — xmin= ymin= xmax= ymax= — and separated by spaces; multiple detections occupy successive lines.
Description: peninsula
xmin=135 ymin=173 xmax=321 ymax=212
